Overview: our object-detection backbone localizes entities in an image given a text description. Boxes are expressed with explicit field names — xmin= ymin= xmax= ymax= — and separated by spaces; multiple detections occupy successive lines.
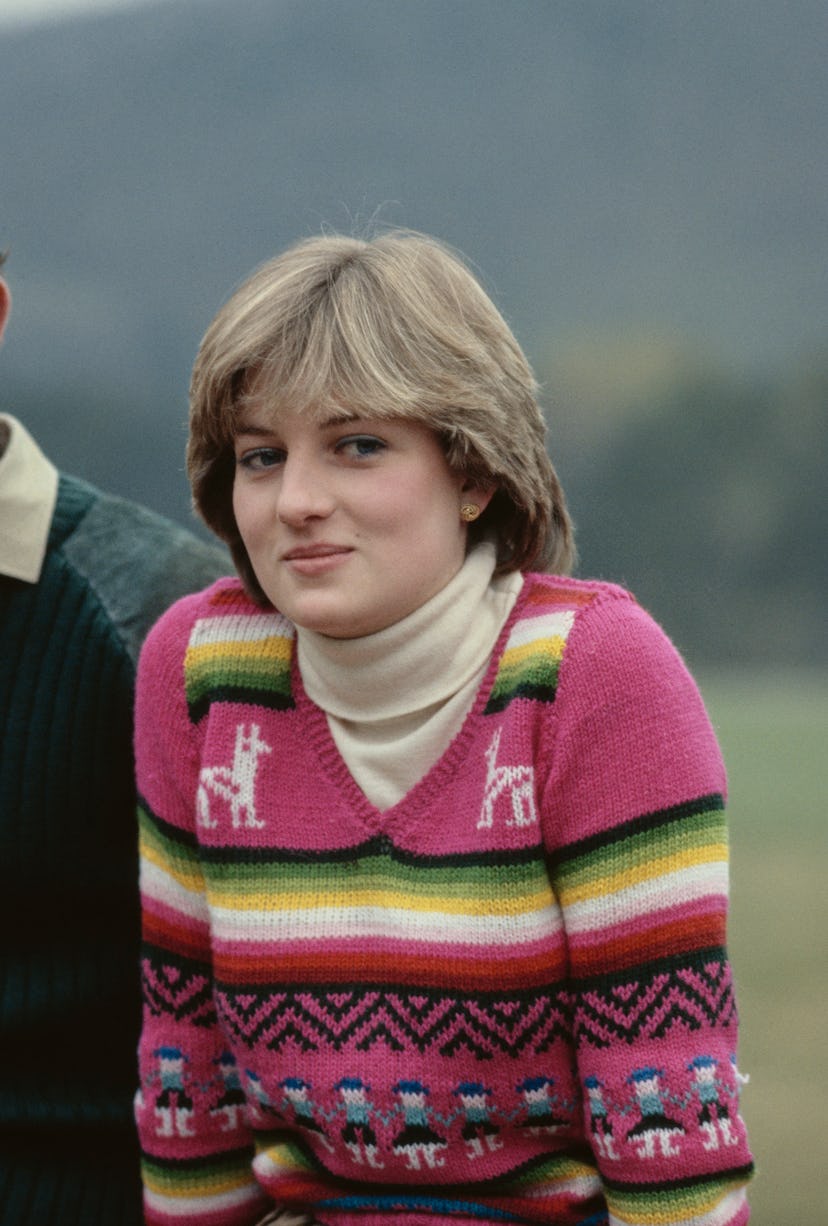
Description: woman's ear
xmin=0 ymin=280 xmax=10 ymax=342
xmin=460 ymin=477 xmax=496 ymax=516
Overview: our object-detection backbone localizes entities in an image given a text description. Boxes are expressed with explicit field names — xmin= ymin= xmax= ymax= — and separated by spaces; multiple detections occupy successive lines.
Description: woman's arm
xmin=542 ymin=589 xmax=754 ymax=1226
xmin=135 ymin=596 xmax=270 ymax=1226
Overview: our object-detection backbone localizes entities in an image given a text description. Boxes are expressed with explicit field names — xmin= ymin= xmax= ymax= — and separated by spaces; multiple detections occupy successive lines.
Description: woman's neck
xmin=296 ymin=542 xmax=523 ymax=809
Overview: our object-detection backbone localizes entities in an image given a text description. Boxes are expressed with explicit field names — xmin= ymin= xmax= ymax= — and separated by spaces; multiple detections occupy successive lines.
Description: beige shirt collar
xmin=297 ymin=540 xmax=517 ymax=720
xmin=296 ymin=541 xmax=524 ymax=809
xmin=0 ymin=414 xmax=59 ymax=583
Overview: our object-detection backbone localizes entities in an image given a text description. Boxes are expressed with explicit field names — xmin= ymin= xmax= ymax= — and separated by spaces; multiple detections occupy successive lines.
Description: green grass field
xmin=698 ymin=671 xmax=827 ymax=1225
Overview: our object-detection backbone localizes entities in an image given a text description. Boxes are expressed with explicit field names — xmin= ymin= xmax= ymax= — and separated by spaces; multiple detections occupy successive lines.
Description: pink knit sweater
xmin=135 ymin=573 xmax=753 ymax=1225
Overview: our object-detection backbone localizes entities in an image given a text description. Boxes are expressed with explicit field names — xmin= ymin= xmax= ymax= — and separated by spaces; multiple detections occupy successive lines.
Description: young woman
xmin=135 ymin=231 xmax=753 ymax=1225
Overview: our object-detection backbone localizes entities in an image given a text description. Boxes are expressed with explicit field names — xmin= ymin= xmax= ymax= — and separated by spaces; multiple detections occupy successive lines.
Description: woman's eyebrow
xmin=319 ymin=412 xmax=359 ymax=428
xmin=235 ymin=413 xmax=361 ymax=436
xmin=234 ymin=421 xmax=275 ymax=437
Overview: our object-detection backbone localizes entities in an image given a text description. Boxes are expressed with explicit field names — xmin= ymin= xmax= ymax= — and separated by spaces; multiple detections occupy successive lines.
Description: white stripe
xmin=609 ymin=1186 xmax=748 ymax=1226
xmin=210 ymin=900 xmax=563 ymax=946
xmin=140 ymin=857 xmax=211 ymax=924
xmin=523 ymin=1172 xmax=603 ymax=1200
xmin=564 ymin=860 xmax=729 ymax=933
xmin=144 ymin=1182 xmax=263 ymax=1216
xmin=504 ymin=609 xmax=575 ymax=651
xmin=189 ymin=612 xmax=294 ymax=649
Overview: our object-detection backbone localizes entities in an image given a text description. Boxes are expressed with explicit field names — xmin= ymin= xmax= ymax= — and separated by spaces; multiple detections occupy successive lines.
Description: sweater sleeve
xmin=540 ymin=589 xmax=754 ymax=1226
xmin=134 ymin=593 xmax=269 ymax=1226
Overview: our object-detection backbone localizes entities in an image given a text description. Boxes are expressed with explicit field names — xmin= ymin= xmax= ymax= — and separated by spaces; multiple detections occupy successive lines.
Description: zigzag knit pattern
xmin=135 ymin=575 xmax=753 ymax=1225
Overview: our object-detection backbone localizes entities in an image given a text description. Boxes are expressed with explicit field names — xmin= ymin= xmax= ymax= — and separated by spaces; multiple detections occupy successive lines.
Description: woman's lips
xmin=281 ymin=545 xmax=353 ymax=575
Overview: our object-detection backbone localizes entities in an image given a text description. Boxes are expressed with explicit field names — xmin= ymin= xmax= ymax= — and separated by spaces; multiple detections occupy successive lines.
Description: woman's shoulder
xmin=518 ymin=571 xmax=669 ymax=640
xmin=138 ymin=576 xmax=299 ymax=725
xmin=520 ymin=570 xmax=634 ymax=607
xmin=514 ymin=571 xmax=697 ymax=699
xmin=147 ymin=574 xmax=266 ymax=633
xmin=512 ymin=571 xmax=642 ymax=650
xmin=138 ymin=575 xmax=276 ymax=668
xmin=484 ymin=573 xmax=644 ymax=719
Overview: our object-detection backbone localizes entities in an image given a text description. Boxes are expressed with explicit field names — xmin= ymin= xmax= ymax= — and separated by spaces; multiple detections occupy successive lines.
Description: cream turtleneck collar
xmin=297 ymin=541 xmax=523 ymax=810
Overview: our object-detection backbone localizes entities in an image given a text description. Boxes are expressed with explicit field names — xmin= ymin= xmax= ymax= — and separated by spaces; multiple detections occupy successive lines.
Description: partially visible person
xmin=0 ymin=255 xmax=230 ymax=1225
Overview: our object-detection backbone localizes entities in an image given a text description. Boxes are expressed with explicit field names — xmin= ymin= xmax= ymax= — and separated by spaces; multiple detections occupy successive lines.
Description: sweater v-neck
xmin=292 ymin=544 xmax=524 ymax=825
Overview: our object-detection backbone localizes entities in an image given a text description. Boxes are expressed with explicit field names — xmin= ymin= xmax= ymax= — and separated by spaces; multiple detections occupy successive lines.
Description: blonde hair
xmin=188 ymin=230 xmax=574 ymax=604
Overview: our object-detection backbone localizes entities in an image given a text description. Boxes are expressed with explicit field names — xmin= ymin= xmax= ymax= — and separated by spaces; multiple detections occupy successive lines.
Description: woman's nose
xmin=276 ymin=454 xmax=335 ymax=525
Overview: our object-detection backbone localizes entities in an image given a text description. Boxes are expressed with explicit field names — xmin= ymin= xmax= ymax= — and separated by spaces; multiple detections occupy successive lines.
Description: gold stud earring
xmin=460 ymin=503 xmax=481 ymax=522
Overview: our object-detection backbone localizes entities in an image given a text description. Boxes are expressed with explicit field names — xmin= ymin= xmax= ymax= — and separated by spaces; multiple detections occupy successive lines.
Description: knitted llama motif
xmin=197 ymin=722 xmax=272 ymax=828
xmin=477 ymin=726 xmax=537 ymax=829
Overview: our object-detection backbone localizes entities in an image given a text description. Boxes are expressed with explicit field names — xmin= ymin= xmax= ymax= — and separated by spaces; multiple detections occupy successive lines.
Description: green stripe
xmin=552 ymin=794 xmax=726 ymax=867
xmin=203 ymin=847 xmax=551 ymax=902
xmin=138 ymin=803 xmax=202 ymax=874
xmin=141 ymin=1146 xmax=253 ymax=1192
xmin=185 ymin=654 xmax=292 ymax=708
xmin=606 ymin=1164 xmax=753 ymax=1218
xmin=253 ymin=1132 xmax=316 ymax=1170
xmin=557 ymin=807 xmax=728 ymax=891
xmin=502 ymin=1146 xmax=598 ymax=1189
xmin=486 ymin=651 xmax=561 ymax=713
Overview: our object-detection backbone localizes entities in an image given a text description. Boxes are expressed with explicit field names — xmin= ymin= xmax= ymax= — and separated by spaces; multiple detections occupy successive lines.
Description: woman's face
xmin=232 ymin=400 xmax=492 ymax=638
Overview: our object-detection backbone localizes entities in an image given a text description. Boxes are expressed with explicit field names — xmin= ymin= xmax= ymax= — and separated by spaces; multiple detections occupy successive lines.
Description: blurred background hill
xmin=2 ymin=0 xmax=827 ymax=665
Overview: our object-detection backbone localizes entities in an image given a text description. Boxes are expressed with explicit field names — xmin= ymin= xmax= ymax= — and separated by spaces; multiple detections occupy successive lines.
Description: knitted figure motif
xmin=452 ymin=1082 xmax=503 ymax=1160
xmin=335 ymin=1077 xmax=384 ymax=1168
xmin=211 ymin=1051 xmax=247 ymax=1133
xmin=135 ymin=574 xmax=753 ymax=1225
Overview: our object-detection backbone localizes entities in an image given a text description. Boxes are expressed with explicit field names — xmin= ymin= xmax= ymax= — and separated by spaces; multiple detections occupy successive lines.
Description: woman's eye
xmin=237 ymin=447 xmax=284 ymax=471
xmin=338 ymin=435 xmax=386 ymax=459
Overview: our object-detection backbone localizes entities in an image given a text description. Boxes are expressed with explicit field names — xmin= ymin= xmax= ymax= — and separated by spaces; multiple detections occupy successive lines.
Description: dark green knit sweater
xmin=0 ymin=474 xmax=228 ymax=1224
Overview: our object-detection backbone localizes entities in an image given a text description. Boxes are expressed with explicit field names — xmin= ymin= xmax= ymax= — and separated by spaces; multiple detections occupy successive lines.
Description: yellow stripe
xmin=559 ymin=842 xmax=729 ymax=904
xmin=186 ymin=636 xmax=292 ymax=666
xmin=499 ymin=634 xmax=567 ymax=670
xmin=606 ymin=1180 xmax=747 ymax=1224
xmin=142 ymin=1168 xmax=253 ymax=1197
xmin=205 ymin=883 xmax=556 ymax=915
xmin=139 ymin=836 xmax=206 ymax=894
xmin=513 ymin=1153 xmax=598 ymax=1187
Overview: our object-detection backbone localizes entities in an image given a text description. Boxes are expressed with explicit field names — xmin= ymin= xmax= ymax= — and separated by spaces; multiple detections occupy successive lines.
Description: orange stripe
xmin=523 ymin=584 xmax=594 ymax=610
xmin=207 ymin=586 xmax=248 ymax=608
xmin=215 ymin=946 xmax=569 ymax=990
xmin=142 ymin=912 xmax=208 ymax=960
xmin=570 ymin=912 xmax=727 ymax=977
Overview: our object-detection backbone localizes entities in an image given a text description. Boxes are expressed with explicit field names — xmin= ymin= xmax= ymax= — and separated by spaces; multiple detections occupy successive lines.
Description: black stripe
xmin=188 ymin=684 xmax=295 ymax=724
xmin=483 ymin=680 xmax=559 ymax=715
xmin=141 ymin=1146 xmax=253 ymax=1173
xmin=602 ymin=1160 xmax=754 ymax=1194
xmin=197 ymin=832 xmax=546 ymax=870
xmin=137 ymin=795 xmax=199 ymax=850
xmin=549 ymin=793 xmax=725 ymax=869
